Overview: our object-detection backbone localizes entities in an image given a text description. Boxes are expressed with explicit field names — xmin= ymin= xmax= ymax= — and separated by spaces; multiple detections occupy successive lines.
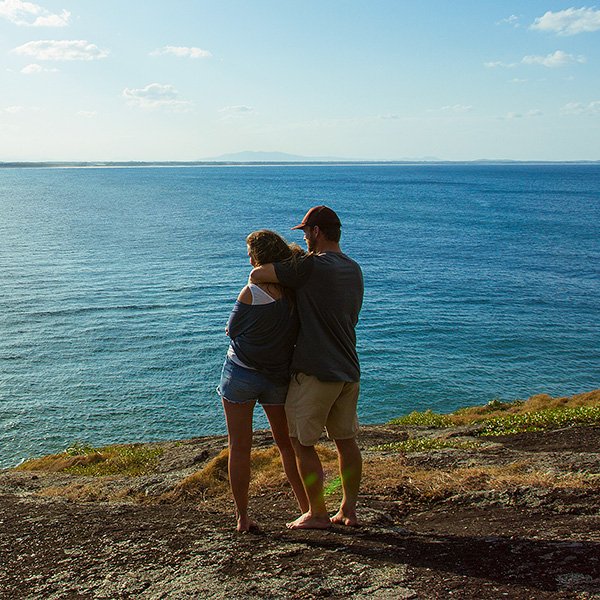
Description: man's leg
xmin=331 ymin=437 xmax=362 ymax=526
xmin=286 ymin=437 xmax=331 ymax=529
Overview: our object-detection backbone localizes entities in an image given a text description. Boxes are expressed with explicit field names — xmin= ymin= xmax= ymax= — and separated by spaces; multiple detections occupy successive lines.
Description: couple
xmin=218 ymin=206 xmax=364 ymax=532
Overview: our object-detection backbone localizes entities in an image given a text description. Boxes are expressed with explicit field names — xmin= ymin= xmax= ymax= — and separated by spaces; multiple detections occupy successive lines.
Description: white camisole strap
xmin=248 ymin=283 xmax=276 ymax=305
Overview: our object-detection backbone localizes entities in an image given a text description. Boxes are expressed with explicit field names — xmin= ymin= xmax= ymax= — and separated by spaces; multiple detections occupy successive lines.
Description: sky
xmin=1 ymin=0 xmax=600 ymax=161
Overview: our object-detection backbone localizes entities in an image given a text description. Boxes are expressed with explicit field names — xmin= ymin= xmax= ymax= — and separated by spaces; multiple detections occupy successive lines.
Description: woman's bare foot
xmin=286 ymin=512 xmax=331 ymax=530
xmin=237 ymin=516 xmax=259 ymax=533
xmin=330 ymin=510 xmax=359 ymax=527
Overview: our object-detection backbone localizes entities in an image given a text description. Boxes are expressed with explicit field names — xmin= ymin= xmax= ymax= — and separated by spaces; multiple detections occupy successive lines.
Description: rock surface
xmin=2 ymin=423 xmax=600 ymax=599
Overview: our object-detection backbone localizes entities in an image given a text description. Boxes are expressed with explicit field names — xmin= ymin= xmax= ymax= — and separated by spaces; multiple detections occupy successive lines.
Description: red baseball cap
xmin=291 ymin=206 xmax=342 ymax=230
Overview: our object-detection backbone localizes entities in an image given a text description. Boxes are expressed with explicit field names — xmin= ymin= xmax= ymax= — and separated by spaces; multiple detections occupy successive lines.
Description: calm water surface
xmin=0 ymin=164 xmax=598 ymax=467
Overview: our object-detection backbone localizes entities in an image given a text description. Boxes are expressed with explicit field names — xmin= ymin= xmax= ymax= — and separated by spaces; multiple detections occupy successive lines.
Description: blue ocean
xmin=1 ymin=164 xmax=599 ymax=468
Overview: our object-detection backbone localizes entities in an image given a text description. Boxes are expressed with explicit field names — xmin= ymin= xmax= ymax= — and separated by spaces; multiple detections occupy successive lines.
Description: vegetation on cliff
xmin=10 ymin=389 xmax=600 ymax=507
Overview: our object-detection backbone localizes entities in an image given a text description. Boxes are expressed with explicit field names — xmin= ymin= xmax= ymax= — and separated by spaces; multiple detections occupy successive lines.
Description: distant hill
xmin=201 ymin=151 xmax=449 ymax=163
xmin=201 ymin=151 xmax=353 ymax=162
xmin=399 ymin=156 xmax=442 ymax=162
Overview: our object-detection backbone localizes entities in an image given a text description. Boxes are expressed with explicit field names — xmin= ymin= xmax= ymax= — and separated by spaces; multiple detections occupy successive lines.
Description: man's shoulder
xmin=315 ymin=251 xmax=362 ymax=272
xmin=316 ymin=250 xmax=358 ymax=262
xmin=273 ymin=254 xmax=315 ymax=288
xmin=274 ymin=253 xmax=315 ymax=273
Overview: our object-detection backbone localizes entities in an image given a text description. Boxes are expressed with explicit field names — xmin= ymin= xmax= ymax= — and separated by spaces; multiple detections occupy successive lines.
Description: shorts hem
xmin=326 ymin=430 xmax=360 ymax=441
xmin=220 ymin=390 xmax=286 ymax=407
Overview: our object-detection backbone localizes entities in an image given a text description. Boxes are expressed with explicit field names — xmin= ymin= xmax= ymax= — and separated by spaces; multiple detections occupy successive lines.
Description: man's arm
xmin=249 ymin=264 xmax=279 ymax=284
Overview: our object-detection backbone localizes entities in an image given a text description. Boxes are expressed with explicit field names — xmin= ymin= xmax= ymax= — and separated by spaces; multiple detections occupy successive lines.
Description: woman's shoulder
xmin=237 ymin=285 xmax=253 ymax=305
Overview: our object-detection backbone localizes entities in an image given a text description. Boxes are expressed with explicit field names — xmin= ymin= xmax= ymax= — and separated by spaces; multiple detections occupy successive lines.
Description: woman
xmin=218 ymin=230 xmax=309 ymax=532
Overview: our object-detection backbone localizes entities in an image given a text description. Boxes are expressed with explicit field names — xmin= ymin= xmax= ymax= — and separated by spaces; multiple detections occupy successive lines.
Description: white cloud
xmin=218 ymin=105 xmax=256 ymax=119
xmin=13 ymin=40 xmax=109 ymax=60
xmin=121 ymin=83 xmax=194 ymax=111
xmin=378 ymin=114 xmax=401 ymax=120
xmin=484 ymin=60 xmax=517 ymax=68
xmin=510 ymin=78 xmax=529 ymax=83
xmin=21 ymin=62 xmax=57 ymax=73
xmin=21 ymin=62 xmax=42 ymax=73
xmin=2 ymin=105 xmax=25 ymax=113
xmin=29 ymin=9 xmax=68 ymax=26
xmin=441 ymin=104 xmax=473 ymax=113
xmin=150 ymin=45 xmax=212 ymax=59
xmin=497 ymin=14 xmax=520 ymax=27
xmin=531 ymin=7 xmax=600 ymax=35
xmin=77 ymin=110 xmax=98 ymax=117
xmin=498 ymin=109 xmax=545 ymax=120
xmin=563 ymin=101 xmax=600 ymax=115
xmin=522 ymin=50 xmax=586 ymax=67
xmin=0 ymin=0 xmax=69 ymax=26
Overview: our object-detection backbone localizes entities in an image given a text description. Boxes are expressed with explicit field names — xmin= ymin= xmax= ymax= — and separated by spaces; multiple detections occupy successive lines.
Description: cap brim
xmin=290 ymin=223 xmax=306 ymax=230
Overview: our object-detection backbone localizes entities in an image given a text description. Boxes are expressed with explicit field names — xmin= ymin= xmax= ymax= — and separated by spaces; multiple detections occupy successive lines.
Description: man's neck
xmin=314 ymin=240 xmax=341 ymax=253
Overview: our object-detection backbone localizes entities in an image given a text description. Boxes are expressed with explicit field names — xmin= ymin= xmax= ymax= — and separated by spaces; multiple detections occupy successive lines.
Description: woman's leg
xmin=263 ymin=405 xmax=310 ymax=514
xmin=222 ymin=398 xmax=256 ymax=532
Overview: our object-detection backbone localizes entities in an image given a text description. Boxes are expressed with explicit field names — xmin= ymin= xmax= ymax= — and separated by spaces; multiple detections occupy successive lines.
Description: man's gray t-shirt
xmin=274 ymin=251 xmax=363 ymax=382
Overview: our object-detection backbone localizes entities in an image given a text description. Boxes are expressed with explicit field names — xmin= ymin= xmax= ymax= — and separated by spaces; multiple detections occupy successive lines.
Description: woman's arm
xmin=227 ymin=293 xmax=252 ymax=339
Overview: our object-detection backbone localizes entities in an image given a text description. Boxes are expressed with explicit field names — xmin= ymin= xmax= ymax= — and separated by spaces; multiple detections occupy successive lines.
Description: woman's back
xmin=226 ymin=289 xmax=299 ymax=384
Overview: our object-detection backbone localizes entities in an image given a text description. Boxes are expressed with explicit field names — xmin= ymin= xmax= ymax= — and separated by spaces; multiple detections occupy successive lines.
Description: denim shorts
xmin=217 ymin=356 xmax=289 ymax=406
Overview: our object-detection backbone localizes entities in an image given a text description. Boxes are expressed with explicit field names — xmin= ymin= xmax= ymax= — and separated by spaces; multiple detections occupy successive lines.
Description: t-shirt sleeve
xmin=274 ymin=255 xmax=314 ymax=290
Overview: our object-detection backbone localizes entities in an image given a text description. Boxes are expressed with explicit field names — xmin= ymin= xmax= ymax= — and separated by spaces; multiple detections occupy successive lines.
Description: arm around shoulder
xmin=249 ymin=264 xmax=279 ymax=284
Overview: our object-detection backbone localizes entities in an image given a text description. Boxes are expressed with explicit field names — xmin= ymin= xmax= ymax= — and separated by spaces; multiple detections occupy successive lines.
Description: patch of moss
xmin=389 ymin=410 xmax=455 ymax=428
xmin=476 ymin=405 xmax=600 ymax=436
xmin=372 ymin=438 xmax=480 ymax=453
xmin=388 ymin=390 xmax=600 ymax=434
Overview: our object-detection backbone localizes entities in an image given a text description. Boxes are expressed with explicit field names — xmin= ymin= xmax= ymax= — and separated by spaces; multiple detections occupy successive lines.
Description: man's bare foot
xmin=286 ymin=512 xmax=331 ymax=530
xmin=330 ymin=510 xmax=359 ymax=527
xmin=237 ymin=517 xmax=259 ymax=533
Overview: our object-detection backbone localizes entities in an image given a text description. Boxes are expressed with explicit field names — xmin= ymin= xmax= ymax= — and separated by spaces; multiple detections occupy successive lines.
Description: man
xmin=250 ymin=206 xmax=364 ymax=529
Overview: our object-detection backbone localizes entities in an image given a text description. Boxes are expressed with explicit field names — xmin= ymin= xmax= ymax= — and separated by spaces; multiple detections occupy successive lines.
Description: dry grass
xmin=35 ymin=448 xmax=599 ymax=506
xmin=162 ymin=445 xmax=340 ymax=504
xmin=161 ymin=448 xmax=231 ymax=503
xmin=15 ymin=390 xmax=600 ymax=507
xmin=164 ymin=429 xmax=600 ymax=508
xmin=17 ymin=443 xmax=164 ymax=477
xmin=362 ymin=456 xmax=600 ymax=503
xmin=456 ymin=389 xmax=600 ymax=422
xmin=17 ymin=451 xmax=104 ymax=473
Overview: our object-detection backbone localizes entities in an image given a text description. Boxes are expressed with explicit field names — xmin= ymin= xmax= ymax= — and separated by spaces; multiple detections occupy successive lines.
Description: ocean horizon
xmin=1 ymin=163 xmax=599 ymax=468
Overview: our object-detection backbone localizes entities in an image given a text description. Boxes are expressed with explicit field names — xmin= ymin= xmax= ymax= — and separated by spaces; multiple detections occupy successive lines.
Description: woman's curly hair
xmin=246 ymin=230 xmax=304 ymax=311
xmin=246 ymin=230 xmax=304 ymax=266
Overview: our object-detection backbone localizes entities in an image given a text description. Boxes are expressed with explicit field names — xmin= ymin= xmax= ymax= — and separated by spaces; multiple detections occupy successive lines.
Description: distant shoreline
xmin=1 ymin=160 xmax=600 ymax=169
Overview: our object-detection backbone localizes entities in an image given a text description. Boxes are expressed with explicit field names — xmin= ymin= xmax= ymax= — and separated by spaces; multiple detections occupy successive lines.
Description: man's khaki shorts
xmin=285 ymin=372 xmax=360 ymax=446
